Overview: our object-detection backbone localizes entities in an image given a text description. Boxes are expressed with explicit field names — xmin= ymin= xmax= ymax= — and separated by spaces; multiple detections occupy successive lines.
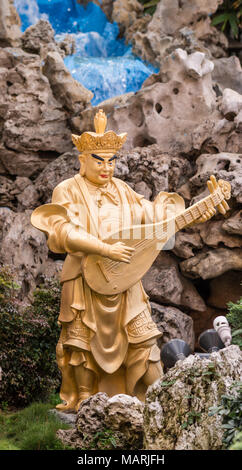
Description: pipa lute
xmin=82 ymin=176 xmax=231 ymax=295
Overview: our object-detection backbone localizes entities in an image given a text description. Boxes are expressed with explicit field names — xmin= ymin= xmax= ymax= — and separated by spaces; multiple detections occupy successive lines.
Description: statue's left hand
xmin=195 ymin=207 xmax=216 ymax=224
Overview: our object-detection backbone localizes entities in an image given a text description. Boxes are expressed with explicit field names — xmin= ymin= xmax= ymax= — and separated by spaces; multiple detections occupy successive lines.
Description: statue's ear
xmin=79 ymin=154 xmax=87 ymax=176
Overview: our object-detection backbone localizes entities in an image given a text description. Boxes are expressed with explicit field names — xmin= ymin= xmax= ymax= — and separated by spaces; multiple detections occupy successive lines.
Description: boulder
xmin=198 ymin=219 xmax=242 ymax=249
xmin=189 ymin=153 xmax=242 ymax=204
xmin=57 ymin=392 xmax=144 ymax=450
xmin=212 ymin=56 xmax=242 ymax=95
xmin=143 ymin=345 xmax=242 ymax=450
xmin=143 ymin=252 xmax=206 ymax=312
xmin=21 ymin=20 xmax=58 ymax=56
xmin=222 ymin=210 xmax=242 ymax=236
xmin=130 ymin=0 xmax=227 ymax=65
xmin=80 ymin=49 xmax=217 ymax=152
xmin=0 ymin=48 xmax=72 ymax=164
xmin=180 ymin=247 xmax=242 ymax=279
xmin=34 ymin=150 xmax=80 ymax=204
xmin=42 ymin=51 xmax=93 ymax=114
xmin=0 ymin=0 xmax=21 ymax=47
xmin=112 ymin=0 xmax=144 ymax=36
xmin=0 ymin=208 xmax=48 ymax=300
xmin=220 ymin=88 xmax=242 ymax=121
xmin=172 ymin=229 xmax=203 ymax=258
xmin=21 ymin=19 xmax=75 ymax=59
xmin=151 ymin=302 xmax=195 ymax=351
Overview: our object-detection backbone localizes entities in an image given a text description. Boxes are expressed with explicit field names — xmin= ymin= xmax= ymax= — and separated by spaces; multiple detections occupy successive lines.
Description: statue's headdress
xmin=72 ymin=109 xmax=127 ymax=154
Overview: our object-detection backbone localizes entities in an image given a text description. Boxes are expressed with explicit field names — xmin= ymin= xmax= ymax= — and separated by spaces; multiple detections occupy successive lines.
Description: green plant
xmin=230 ymin=431 xmax=242 ymax=449
xmin=211 ymin=0 xmax=242 ymax=39
xmin=227 ymin=297 xmax=242 ymax=349
xmin=0 ymin=265 xmax=20 ymax=303
xmin=208 ymin=381 xmax=242 ymax=449
xmin=83 ymin=429 xmax=117 ymax=450
xmin=0 ymin=402 xmax=71 ymax=450
xmin=138 ymin=0 xmax=159 ymax=16
xmin=181 ymin=410 xmax=202 ymax=430
xmin=0 ymin=266 xmax=62 ymax=407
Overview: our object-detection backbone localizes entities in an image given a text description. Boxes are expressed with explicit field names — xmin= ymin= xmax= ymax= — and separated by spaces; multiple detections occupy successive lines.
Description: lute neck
xmin=175 ymin=190 xmax=222 ymax=231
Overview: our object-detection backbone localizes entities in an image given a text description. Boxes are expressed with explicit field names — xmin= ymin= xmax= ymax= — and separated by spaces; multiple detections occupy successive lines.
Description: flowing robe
xmin=31 ymin=174 xmax=185 ymax=400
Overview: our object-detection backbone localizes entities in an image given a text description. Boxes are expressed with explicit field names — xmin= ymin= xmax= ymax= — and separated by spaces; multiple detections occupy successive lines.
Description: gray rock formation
xmin=143 ymin=252 xmax=206 ymax=312
xmin=180 ymin=247 xmax=242 ymax=280
xmin=42 ymin=51 xmax=93 ymax=114
xmin=0 ymin=0 xmax=21 ymax=47
xmin=126 ymin=0 xmax=227 ymax=66
xmin=21 ymin=19 xmax=76 ymax=59
xmin=222 ymin=210 xmax=242 ymax=236
xmin=0 ymin=11 xmax=92 ymax=179
xmin=212 ymin=56 xmax=242 ymax=95
xmin=0 ymin=47 xmax=72 ymax=176
xmin=143 ymin=345 xmax=242 ymax=450
xmin=112 ymin=0 xmax=144 ymax=37
xmin=189 ymin=153 xmax=242 ymax=204
xmin=0 ymin=208 xmax=48 ymax=299
xmin=57 ymin=393 xmax=144 ymax=450
xmin=151 ymin=302 xmax=195 ymax=351
xmin=79 ymin=49 xmax=239 ymax=155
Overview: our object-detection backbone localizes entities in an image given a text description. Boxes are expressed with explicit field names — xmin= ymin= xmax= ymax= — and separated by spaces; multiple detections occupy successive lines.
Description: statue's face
xmin=83 ymin=153 xmax=117 ymax=186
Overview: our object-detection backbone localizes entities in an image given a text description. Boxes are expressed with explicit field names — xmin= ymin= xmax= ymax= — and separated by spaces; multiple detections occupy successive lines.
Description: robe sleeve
xmin=153 ymin=191 xmax=185 ymax=221
xmin=123 ymin=183 xmax=186 ymax=225
xmin=31 ymin=183 xmax=111 ymax=256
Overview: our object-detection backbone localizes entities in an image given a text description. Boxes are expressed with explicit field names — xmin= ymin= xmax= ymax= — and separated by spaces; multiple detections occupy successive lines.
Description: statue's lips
xmin=100 ymin=175 xmax=109 ymax=178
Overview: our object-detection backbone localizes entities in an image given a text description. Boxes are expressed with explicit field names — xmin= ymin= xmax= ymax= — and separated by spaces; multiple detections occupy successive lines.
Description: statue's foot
xmin=75 ymin=393 xmax=92 ymax=412
xmin=56 ymin=401 xmax=77 ymax=413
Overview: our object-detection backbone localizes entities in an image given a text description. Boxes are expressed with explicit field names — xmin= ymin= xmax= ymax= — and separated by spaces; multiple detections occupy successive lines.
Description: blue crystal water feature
xmin=14 ymin=0 xmax=158 ymax=105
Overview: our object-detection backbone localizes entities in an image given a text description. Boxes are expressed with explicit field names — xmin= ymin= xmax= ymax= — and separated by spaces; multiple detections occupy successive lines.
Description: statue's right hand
xmin=107 ymin=242 xmax=135 ymax=263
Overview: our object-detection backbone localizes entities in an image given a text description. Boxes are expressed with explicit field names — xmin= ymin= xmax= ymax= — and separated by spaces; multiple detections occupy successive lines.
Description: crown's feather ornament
xmin=72 ymin=109 xmax=127 ymax=154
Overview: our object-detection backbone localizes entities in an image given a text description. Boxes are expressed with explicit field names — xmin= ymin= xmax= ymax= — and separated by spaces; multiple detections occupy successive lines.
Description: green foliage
xmin=227 ymin=297 xmax=242 ymax=348
xmin=0 ymin=266 xmax=20 ymax=303
xmin=181 ymin=411 xmax=202 ymax=429
xmin=230 ymin=431 xmax=242 ymax=449
xmin=208 ymin=381 xmax=242 ymax=449
xmin=0 ymin=402 xmax=71 ymax=450
xmin=211 ymin=0 xmax=242 ymax=39
xmin=0 ymin=266 xmax=61 ymax=407
xmin=138 ymin=0 xmax=159 ymax=16
xmin=82 ymin=429 xmax=117 ymax=450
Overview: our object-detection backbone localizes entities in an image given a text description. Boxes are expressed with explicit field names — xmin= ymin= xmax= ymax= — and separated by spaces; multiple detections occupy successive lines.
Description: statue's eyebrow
xmin=108 ymin=155 xmax=117 ymax=161
xmin=91 ymin=153 xmax=104 ymax=161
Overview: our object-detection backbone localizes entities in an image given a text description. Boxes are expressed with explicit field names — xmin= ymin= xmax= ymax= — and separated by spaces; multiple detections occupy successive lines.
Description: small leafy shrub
xmin=227 ymin=297 xmax=242 ymax=349
xmin=211 ymin=0 xmax=242 ymax=39
xmin=209 ymin=381 xmax=242 ymax=449
xmin=0 ymin=266 xmax=61 ymax=407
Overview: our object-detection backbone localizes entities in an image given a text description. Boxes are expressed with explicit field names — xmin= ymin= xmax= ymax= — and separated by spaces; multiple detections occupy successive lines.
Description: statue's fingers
xmin=217 ymin=203 xmax=226 ymax=215
xmin=121 ymin=255 xmax=131 ymax=263
xmin=210 ymin=175 xmax=218 ymax=189
xmin=207 ymin=180 xmax=214 ymax=194
xmin=208 ymin=208 xmax=215 ymax=218
xmin=221 ymin=199 xmax=230 ymax=211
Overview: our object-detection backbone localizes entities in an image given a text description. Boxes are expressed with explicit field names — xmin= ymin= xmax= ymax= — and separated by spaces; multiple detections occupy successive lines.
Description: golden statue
xmin=31 ymin=110 xmax=231 ymax=412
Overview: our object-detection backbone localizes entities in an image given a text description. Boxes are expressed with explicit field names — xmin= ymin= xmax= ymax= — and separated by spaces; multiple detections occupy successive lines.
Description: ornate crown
xmin=72 ymin=109 xmax=127 ymax=154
